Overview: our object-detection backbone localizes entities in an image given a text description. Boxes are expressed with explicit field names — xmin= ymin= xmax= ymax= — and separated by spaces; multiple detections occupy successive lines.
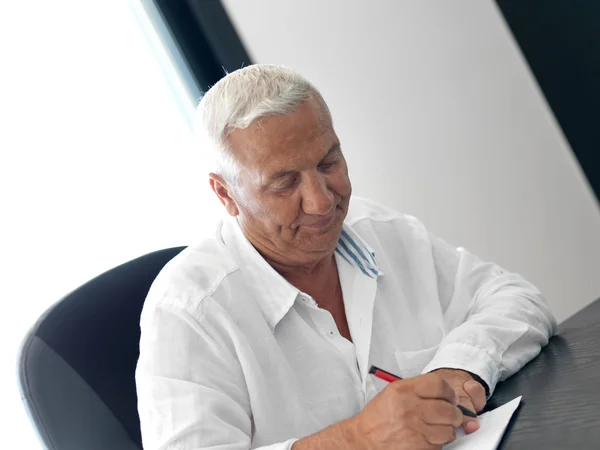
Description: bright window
xmin=1 ymin=2 xmax=220 ymax=447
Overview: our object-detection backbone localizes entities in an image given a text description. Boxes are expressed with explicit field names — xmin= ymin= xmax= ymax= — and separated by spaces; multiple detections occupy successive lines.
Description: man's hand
xmin=294 ymin=372 xmax=464 ymax=450
xmin=432 ymin=369 xmax=487 ymax=435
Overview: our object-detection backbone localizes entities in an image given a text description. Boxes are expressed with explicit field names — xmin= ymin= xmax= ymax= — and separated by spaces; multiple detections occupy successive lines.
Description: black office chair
xmin=17 ymin=246 xmax=186 ymax=450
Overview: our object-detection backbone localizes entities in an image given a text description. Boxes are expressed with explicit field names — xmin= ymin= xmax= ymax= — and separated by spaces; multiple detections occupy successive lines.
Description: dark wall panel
xmin=496 ymin=1 xmax=600 ymax=203
xmin=154 ymin=0 xmax=252 ymax=93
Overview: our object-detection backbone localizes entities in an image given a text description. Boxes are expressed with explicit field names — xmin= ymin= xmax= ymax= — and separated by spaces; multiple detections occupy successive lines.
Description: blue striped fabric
xmin=335 ymin=227 xmax=380 ymax=278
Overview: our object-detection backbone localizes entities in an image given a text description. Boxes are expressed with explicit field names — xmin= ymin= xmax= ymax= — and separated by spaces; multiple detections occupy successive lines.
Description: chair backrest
xmin=17 ymin=247 xmax=186 ymax=450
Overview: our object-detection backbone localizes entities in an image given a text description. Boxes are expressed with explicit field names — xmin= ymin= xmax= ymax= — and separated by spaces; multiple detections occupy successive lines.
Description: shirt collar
xmin=221 ymin=216 xmax=299 ymax=332
xmin=221 ymin=216 xmax=381 ymax=332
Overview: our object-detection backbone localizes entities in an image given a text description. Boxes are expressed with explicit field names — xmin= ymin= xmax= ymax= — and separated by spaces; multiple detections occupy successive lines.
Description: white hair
xmin=193 ymin=64 xmax=330 ymax=184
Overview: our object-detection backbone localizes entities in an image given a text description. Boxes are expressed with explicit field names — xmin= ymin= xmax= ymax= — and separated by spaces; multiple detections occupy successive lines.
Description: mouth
xmin=301 ymin=210 xmax=337 ymax=230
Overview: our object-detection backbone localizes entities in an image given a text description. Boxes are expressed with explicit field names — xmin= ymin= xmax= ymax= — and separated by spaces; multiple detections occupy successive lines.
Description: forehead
xmin=226 ymin=98 xmax=335 ymax=173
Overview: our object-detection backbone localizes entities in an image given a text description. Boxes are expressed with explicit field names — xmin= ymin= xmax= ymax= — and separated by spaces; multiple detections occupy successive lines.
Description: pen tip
xmin=458 ymin=404 xmax=478 ymax=418
xmin=368 ymin=366 xmax=377 ymax=374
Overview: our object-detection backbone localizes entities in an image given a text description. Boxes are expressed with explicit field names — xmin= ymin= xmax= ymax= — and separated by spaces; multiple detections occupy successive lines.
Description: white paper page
xmin=444 ymin=396 xmax=522 ymax=450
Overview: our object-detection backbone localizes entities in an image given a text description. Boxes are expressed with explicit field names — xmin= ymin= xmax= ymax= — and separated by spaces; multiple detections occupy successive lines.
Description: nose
xmin=301 ymin=172 xmax=334 ymax=215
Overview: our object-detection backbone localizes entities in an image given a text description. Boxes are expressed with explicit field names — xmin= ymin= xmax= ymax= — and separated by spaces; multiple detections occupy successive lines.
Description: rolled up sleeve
xmin=421 ymin=235 xmax=558 ymax=397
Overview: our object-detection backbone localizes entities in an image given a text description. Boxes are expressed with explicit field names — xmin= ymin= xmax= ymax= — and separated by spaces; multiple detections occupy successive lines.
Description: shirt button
xmin=329 ymin=331 xmax=335 ymax=336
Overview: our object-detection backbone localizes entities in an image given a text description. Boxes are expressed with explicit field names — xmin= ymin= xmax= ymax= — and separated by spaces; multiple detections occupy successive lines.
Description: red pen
xmin=368 ymin=365 xmax=403 ymax=383
xmin=368 ymin=364 xmax=478 ymax=418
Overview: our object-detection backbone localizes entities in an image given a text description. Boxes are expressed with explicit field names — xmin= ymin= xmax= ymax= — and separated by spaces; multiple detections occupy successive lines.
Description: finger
xmin=460 ymin=379 xmax=486 ymax=435
xmin=464 ymin=379 xmax=487 ymax=412
xmin=418 ymin=399 xmax=463 ymax=428
xmin=457 ymin=393 xmax=480 ymax=434
xmin=412 ymin=373 xmax=458 ymax=405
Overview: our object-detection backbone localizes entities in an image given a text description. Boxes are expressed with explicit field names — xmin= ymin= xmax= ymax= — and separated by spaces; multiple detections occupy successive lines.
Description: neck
xmin=239 ymin=220 xmax=335 ymax=274
xmin=270 ymin=254 xmax=339 ymax=305
xmin=252 ymin=239 xmax=338 ymax=299
xmin=237 ymin=220 xmax=340 ymax=295
xmin=266 ymin=252 xmax=336 ymax=282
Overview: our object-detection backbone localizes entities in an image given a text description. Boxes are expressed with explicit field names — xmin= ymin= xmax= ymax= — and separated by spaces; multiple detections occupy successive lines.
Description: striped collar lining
xmin=335 ymin=227 xmax=381 ymax=278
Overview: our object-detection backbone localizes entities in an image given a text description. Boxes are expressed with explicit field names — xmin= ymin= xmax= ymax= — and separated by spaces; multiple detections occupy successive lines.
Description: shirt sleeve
xmin=420 ymin=231 xmax=558 ymax=398
xmin=135 ymin=302 xmax=298 ymax=450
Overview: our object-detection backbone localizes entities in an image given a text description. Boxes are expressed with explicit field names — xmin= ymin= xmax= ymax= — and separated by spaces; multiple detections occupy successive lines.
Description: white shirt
xmin=135 ymin=196 xmax=557 ymax=450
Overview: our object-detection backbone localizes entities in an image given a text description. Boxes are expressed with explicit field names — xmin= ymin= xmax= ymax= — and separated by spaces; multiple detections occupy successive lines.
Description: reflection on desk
xmin=488 ymin=298 xmax=600 ymax=449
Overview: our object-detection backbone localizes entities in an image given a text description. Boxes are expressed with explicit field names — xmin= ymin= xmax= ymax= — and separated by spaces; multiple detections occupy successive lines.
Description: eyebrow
xmin=267 ymin=143 xmax=342 ymax=182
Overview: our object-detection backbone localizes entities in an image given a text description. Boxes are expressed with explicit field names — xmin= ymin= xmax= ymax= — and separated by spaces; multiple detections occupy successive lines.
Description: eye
xmin=318 ymin=160 xmax=337 ymax=172
xmin=274 ymin=174 xmax=299 ymax=191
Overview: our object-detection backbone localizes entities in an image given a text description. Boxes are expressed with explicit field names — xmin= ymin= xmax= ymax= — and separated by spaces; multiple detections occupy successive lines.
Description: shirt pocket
xmin=394 ymin=345 xmax=439 ymax=379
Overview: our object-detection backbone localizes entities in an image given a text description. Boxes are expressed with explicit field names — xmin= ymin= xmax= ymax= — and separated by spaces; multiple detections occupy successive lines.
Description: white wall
xmin=221 ymin=0 xmax=600 ymax=323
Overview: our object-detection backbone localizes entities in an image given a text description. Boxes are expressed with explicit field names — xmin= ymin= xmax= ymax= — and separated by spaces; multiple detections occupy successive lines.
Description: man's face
xmin=222 ymin=97 xmax=352 ymax=265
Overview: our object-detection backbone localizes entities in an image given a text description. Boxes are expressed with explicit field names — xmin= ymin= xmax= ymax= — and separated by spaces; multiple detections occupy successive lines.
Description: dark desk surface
xmin=489 ymin=298 xmax=600 ymax=449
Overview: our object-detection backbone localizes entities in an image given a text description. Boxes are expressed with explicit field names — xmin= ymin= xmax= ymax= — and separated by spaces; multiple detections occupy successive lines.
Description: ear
xmin=209 ymin=173 xmax=239 ymax=216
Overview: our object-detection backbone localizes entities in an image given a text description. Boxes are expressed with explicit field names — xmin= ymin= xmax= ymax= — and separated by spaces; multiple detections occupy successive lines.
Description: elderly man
xmin=136 ymin=64 xmax=557 ymax=449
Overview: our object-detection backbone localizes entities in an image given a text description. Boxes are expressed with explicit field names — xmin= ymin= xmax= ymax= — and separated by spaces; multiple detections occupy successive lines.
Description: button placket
xmin=316 ymin=308 xmax=362 ymax=380
xmin=322 ymin=310 xmax=339 ymax=339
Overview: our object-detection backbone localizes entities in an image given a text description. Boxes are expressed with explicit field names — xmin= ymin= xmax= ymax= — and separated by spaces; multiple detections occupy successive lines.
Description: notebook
xmin=444 ymin=396 xmax=522 ymax=450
